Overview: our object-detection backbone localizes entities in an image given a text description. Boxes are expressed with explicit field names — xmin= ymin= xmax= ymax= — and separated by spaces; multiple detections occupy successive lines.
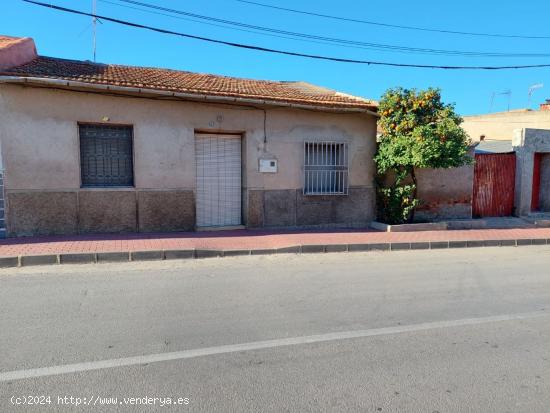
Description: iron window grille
xmin=304 ymin=141 xmax=348 ymax=195
xmin=79 ymin=124 xmax=134 ymax=187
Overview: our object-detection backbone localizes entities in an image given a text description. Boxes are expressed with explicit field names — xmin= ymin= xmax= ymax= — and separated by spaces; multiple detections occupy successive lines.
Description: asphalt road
xmin=0 ymin=246 xmax=549 ymax=412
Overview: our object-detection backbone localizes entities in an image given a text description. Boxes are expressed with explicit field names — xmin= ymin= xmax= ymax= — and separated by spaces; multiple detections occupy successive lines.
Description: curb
xmin=0 ymin=238 xmax=548 ymax=268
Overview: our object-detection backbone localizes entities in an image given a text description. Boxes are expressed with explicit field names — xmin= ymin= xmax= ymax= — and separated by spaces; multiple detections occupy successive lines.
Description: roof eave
xmin=0 ymin=75 xmax=379 ymax=115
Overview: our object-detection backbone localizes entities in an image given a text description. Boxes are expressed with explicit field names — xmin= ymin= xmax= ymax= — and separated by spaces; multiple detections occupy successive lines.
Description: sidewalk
xmin=1 ymin=226 xmax=550 ymax=267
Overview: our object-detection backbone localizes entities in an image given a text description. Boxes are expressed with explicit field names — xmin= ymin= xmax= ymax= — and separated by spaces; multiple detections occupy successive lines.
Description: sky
xmin=3 ymin=0 xmax=550 ymax=115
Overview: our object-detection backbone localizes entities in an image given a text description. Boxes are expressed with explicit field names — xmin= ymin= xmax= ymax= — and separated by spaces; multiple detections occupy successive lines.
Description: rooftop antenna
xmin=490 ymin=89 xmax=511 ymax=112
xmin=503 ymin=89 xmax=511 ymax=111
xmin=489 ymin=92 xmax=495 ymax=112
xmin=528 ymin=83 xmax=544 ymax=109
xmin=92 ymin=0 xmax=97 ymax=62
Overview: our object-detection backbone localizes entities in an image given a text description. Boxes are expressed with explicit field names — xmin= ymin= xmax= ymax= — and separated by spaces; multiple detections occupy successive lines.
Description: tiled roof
xmin=1 ymin=55 xmax=377 ymax=110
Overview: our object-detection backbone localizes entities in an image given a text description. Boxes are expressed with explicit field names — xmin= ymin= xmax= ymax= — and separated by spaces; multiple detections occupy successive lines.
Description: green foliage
xmin=377 ymin=171 xmax=419 ymax=225
xmin=375 ymin=88 xmax=472 ymax=173
xmin=375 ymin=87 xmax=472 ymax=224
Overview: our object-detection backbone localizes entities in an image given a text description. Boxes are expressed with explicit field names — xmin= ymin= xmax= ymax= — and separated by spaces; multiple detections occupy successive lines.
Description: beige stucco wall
xmin=462 ymin=110 xmax=550 ymax=142
xmin=0 ymin=84 xmax=376 ymax=235
xmin=0 ymin=85 xmax=376 ymax=192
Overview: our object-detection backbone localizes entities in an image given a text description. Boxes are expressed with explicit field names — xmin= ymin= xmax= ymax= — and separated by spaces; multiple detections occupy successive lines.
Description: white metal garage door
xmin=195 ymin=134 xmax=242 ymax=228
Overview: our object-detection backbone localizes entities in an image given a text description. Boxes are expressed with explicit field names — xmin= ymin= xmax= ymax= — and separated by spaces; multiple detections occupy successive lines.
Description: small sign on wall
xmin=259 ymin=158 xmax=278 ymax=173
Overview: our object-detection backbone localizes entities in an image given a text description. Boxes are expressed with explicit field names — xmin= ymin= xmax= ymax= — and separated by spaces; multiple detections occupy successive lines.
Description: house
xmin=0 ymin=35 xmax=379 ymax=237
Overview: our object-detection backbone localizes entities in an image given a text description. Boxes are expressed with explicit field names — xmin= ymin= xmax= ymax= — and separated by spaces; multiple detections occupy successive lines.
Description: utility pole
xmin=92 ymin=0 xmax=97 ymax=62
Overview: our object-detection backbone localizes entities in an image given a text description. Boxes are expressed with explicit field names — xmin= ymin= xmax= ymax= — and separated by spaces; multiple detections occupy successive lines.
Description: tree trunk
xmin=409 ymin=167 xmax=418 ymax=223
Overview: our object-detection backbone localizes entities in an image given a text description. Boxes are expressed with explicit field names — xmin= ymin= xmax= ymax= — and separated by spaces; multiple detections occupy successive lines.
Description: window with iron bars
xmin=303 ymin=142 xmax=348 ymax=195
xmin=79 ymin=124 xmax=134 ymax=187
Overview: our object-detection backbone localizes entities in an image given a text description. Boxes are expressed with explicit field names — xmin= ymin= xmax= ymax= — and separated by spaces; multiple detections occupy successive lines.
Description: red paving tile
xmin=0 ymin=227 xmax=550 ymax=257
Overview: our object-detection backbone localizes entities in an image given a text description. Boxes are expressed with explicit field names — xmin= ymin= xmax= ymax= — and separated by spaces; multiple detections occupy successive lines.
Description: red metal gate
xmin=531 ymin=153 xmax=542 ymax=211
xmin=472 ymin=153 xmax=516 ymax=217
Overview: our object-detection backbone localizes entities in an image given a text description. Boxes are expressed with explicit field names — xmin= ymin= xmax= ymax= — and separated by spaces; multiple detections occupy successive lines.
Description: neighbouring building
xmin=460 ymin=101 xmax=550 ymax=218
xmin=0 ymin=35 xmax=379 ymax=237
xmin=462 ymin=103 xmax=550 ymax=142
xmin=469 ymin=127 xmax=550 ymax=218
xmin=512 ymin=128 xmax=550 ymax=216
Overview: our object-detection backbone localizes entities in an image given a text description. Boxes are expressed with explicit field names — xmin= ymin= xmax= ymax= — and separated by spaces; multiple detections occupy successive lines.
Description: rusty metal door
xmin=472 ymin=153 xmax=516 ymax=217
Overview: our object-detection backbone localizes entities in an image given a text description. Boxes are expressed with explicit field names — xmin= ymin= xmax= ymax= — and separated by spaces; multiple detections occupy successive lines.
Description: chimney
xmin=0 ymin=36 xmax=37 ymax=71
xmin=540 ymin=99 xmax=550 ymax=111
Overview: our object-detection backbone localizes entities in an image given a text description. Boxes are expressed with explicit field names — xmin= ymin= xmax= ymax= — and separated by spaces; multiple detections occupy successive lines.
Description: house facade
xmin=0 ymin=36 xmax=378 ymax=237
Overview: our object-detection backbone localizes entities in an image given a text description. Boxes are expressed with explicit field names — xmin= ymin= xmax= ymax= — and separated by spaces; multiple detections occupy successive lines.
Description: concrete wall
xmin=463 ymin=110 xmax=550 ymax=142
xmin=513 ymin=128 xmax=550 ymax=216
xmin=414 ymin=162 xmax=474 ymax=221
xmin=0 ymin=84 xmax=376 ymax=236
xmin=379 ymin=158 xmax=474 ymax=222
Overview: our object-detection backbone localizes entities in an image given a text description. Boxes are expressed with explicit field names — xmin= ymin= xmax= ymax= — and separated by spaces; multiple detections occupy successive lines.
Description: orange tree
xmin=374 ymin=87 xmax=471 ymax=224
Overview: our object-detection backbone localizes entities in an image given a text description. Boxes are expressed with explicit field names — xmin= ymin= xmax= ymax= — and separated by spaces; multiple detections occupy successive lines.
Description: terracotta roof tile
xmin=2 ymin=56 xmax=377 ymax=110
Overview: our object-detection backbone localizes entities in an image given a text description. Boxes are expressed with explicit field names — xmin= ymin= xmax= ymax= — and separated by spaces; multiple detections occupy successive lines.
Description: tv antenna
xmin=490 ymin=89 xmax=512 ymax=112
xmin=528 ymin=83 xmax=544 ymax=109
xmin=92 ymin=0 xmax=97 ymax=62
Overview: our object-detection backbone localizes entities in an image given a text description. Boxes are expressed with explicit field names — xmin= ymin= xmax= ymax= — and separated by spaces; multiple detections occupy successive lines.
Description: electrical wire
xmin=235 ymin=0 xmax=550 ymax=40
xmin=97 ymin=0 xmax=425 ymax=54
xmin=104 ymin=0 xmax=550 ymax=58
xmin=21 ymin=0 xmax=550 ymax=70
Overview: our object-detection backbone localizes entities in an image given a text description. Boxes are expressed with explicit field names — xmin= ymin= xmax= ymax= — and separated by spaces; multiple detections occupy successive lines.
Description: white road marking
xmin=1 ymin=310 xmax=547 ymax=382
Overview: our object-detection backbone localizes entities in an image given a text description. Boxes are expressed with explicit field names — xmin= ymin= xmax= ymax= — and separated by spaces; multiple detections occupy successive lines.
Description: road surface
xmin=1 ymin=246 xmax=549 ymax=412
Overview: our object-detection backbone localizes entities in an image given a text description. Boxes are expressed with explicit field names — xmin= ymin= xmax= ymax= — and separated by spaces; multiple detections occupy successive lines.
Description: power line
xmin=21 ymin=0 xmax=550 ymax=70
xmin=98 ymin=0 xmax=418 ymax=54
xmin=102 ymin=0 xmax=550 ymax=58
xmin=236 ymin=0 xmax=550 ymax=40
